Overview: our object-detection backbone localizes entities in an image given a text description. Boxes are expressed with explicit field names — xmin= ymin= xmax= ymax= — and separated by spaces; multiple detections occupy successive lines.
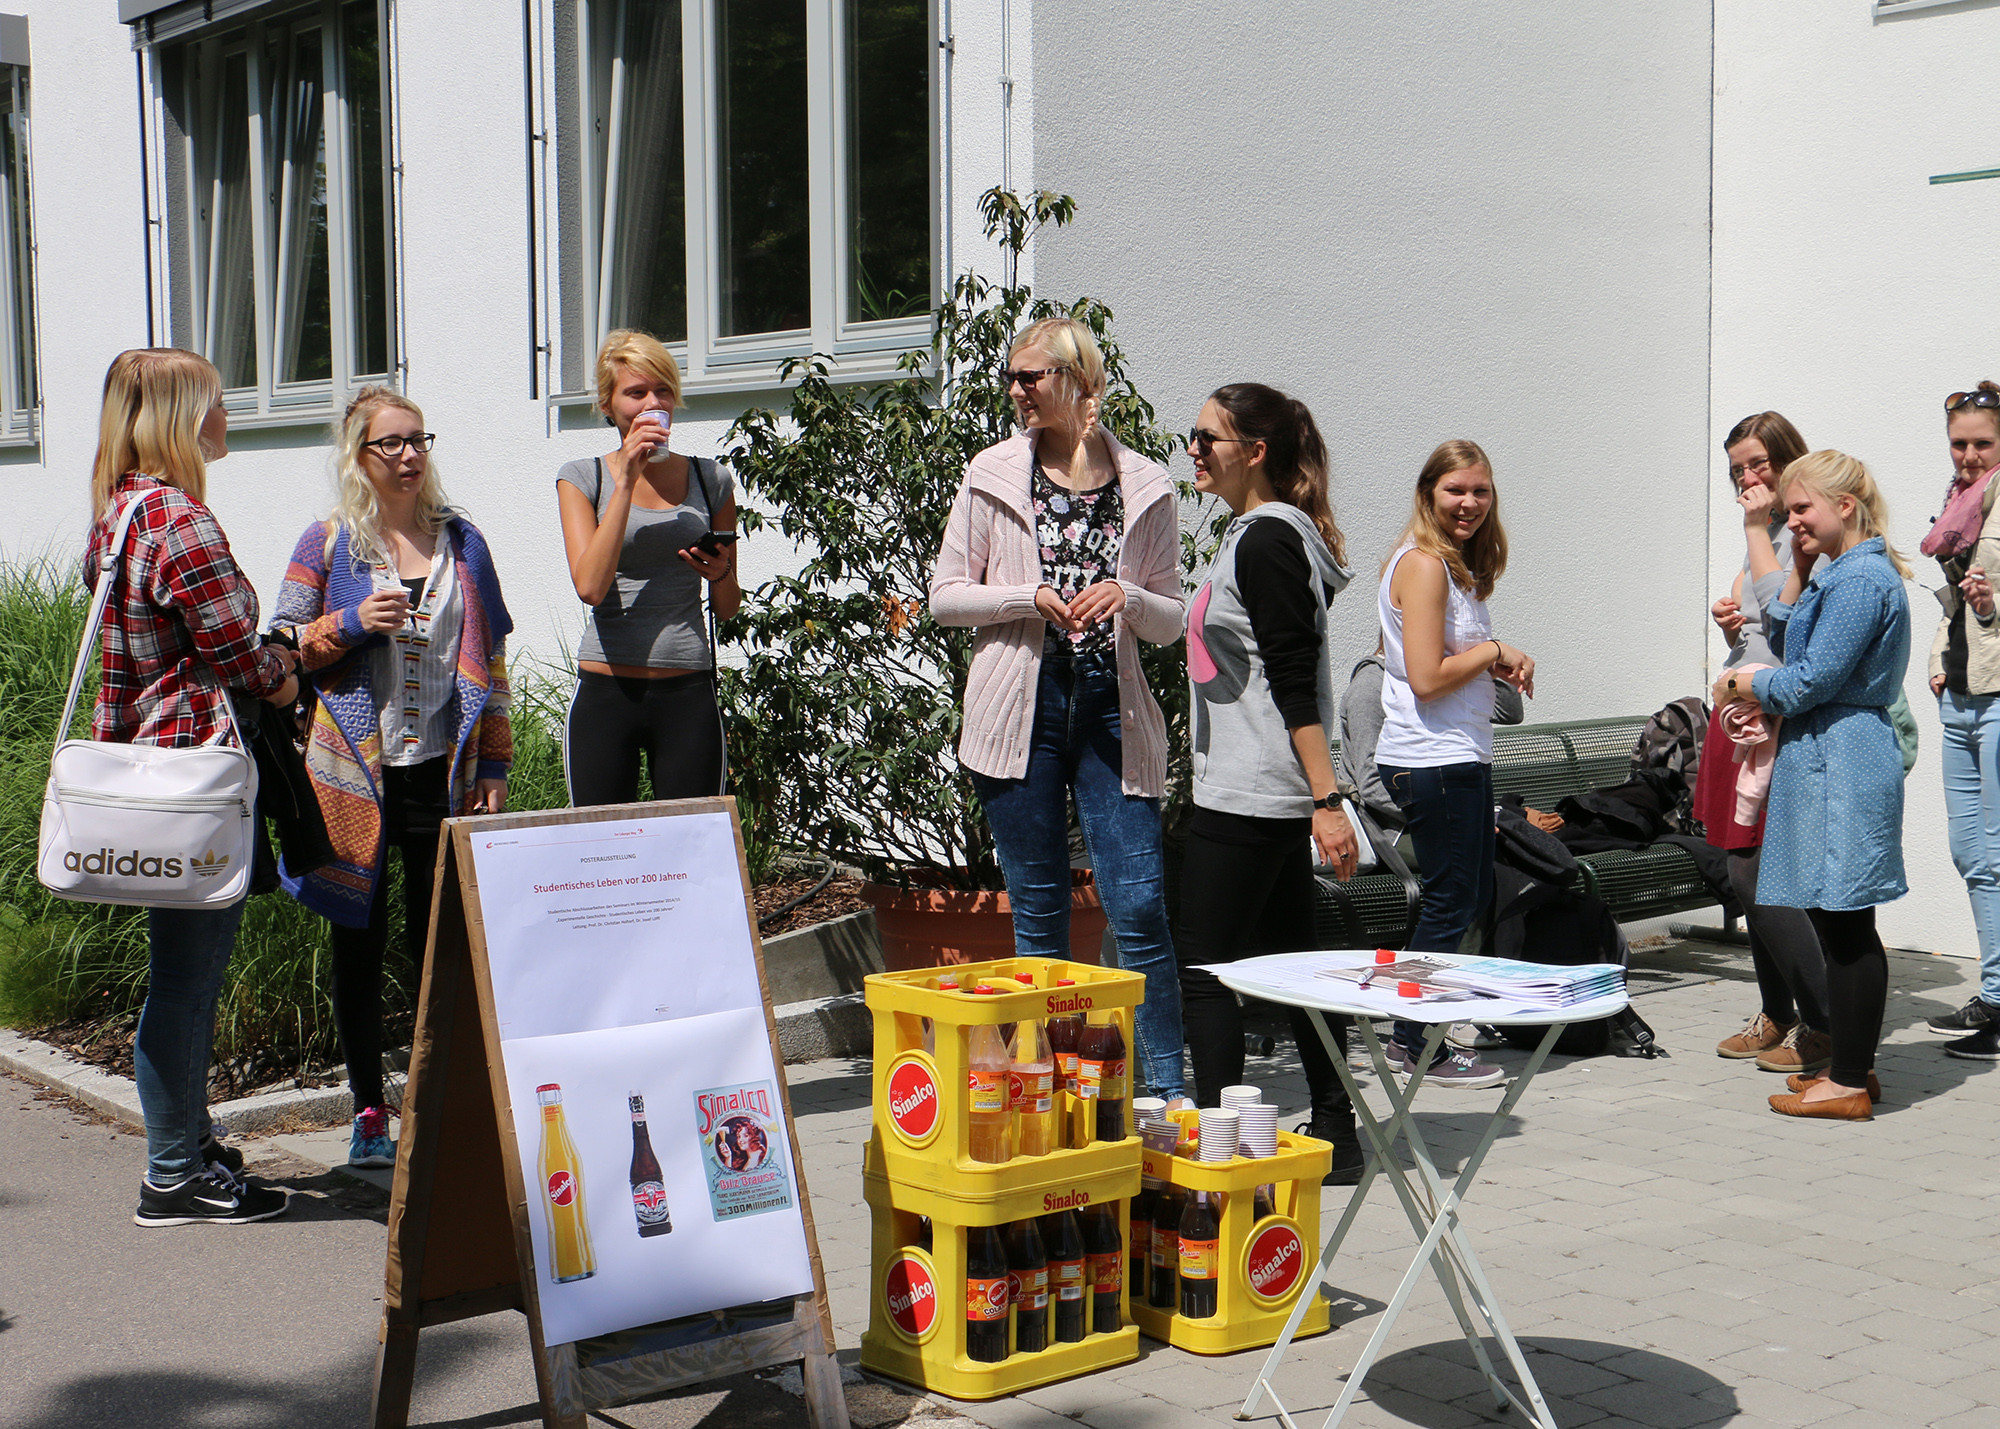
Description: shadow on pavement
xmin=1358 ymin=1335 xmax=1735 ymax=1428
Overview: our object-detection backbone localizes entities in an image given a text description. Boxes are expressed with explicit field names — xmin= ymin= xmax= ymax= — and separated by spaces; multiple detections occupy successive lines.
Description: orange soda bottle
xmin=967 ymin=989 xmax=1013 ymax=1163
xmin=536 ymin=1083 xmax=595 ymax=1283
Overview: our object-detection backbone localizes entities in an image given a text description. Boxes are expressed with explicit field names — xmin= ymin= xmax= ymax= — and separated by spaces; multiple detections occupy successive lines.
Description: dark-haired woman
xmin=1176 ymin=383 xmax=1362 ymax=1180
xmin=1696 ymin=412 xmax=1830 ymax=1077
xmin=1374 ymin=441 xmax=1528 ymax=1089
xmin=1925 ymin=382 xmax=2000 ymax=1058
xmin=931 ymin=316 xmax=1191 ymax=1106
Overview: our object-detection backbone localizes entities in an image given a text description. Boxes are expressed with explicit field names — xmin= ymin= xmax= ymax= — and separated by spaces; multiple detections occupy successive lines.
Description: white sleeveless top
xmin=1377 ymin=543 xmax=1494 ymax=767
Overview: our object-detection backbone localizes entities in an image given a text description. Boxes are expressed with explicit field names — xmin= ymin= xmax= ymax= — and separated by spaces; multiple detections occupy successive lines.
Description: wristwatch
xmin=1313 ymin=793 xmax=1341 ymax=812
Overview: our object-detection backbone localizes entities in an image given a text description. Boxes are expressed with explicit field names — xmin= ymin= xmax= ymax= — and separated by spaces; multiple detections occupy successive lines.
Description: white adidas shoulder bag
xmin=37 ymin=490 xmax=260 ymax=908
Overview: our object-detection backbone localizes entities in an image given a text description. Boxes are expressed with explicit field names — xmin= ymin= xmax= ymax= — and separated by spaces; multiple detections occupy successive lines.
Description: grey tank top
xmin=556 ymin=454 xmax=733 ymax=669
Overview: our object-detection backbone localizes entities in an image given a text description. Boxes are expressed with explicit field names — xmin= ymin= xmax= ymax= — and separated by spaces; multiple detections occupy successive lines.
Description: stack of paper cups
xmin=1197 ymin=1108 xmax=1241 ymax=1163
xmin=1219 ymin=1086 xmax=1262 ymax=1112
xmin=1131 ymin=1096 xmax=1167 ymax=1130
xmin=1235 ymin=1102 xmax=1280 ymax=1159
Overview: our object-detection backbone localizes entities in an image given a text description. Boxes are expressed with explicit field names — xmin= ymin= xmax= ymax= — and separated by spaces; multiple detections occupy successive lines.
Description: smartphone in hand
xmin=687 ymin=531 xmax=739 ymax=558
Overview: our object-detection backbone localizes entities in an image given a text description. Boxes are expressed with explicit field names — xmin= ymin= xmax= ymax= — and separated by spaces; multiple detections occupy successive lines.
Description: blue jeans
xmin=1380 ymin=760 xmax=1496 ymax=1058
xmin=135 ymin=900 xmax=245 ymax=1183
xmin=970 ymin=650 xmax=1186 ymax=1100
xmin=1941 ymin=689 xmax=2000 ymax=1004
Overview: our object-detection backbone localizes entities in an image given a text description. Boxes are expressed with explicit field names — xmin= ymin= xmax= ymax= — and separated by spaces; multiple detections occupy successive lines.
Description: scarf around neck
xmin=1923 ymin=466 xmax=1997 ymax=561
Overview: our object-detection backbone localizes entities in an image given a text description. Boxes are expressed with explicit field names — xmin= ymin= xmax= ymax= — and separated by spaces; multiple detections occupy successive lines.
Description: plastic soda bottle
xmin=1179 ymin=1190 xmax=1220 ymax=1319
xmin=967 ymin=990 xmax=1013 ymax=1164
xmin=1076 ymin=1014 xmax=1128 ymax=1145
xmin=923 ymin=974 xmax=959 ymax=1055
xmin=1082 ymin=1201 xmax=1124 ymax=1335
xmin=1046 ymin=981 xmax=1085 ymax=1148
xmin=1010 ymin=1016 xmax=1057 ymax=1157
xmin=535 ymin=1083 xmax=595 ymax=1283
xmin=1005 ymin=1217 xmax=1049 ymax=1354
xmin=1130 ymin=1180 xmax=1159 ymax=1302
xmin=966 ymin=1224 xmax=1011 ymax=1363
xmin=1039 ymin=1209 xmax=1087 ymax=1342
xmin=1147 ymin=1184 xmax=1183 ymax=1309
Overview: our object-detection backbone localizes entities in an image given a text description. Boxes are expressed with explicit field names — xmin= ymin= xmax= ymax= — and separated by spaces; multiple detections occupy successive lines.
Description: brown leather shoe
xmin=1757 ymin=1025 xmax=1833 ymax=1074
xmin=1769 ymin=1087 xmax=1874 ymax=1121
xmin=1718 ymin=1012 xmax=1792 ymax=1059
xmin=1784 ymin=1070 xmax=1881 ymax=1102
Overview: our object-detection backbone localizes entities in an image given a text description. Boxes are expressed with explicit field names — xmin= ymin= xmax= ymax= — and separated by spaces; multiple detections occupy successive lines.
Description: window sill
xmin=549 ymin=346 xmax=931 ymax=408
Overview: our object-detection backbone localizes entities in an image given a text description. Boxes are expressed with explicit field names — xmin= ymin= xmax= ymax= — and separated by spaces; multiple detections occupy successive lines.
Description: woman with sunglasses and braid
xmin=931 ymin=317 xmax=1192 ymax=1107
xmin=1176 ymin=384 xmax=1364 ymax=1182
xmin=1924 ymin=382 xmax=2000 ymax=1059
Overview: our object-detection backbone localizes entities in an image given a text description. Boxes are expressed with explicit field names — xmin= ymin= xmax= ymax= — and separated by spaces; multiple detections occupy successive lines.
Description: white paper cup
xmin=1235 ymin=1104 xmax=1280 ymax=1158
xmin=1220 ymin=1085 xmax=1263 ymax=1110
xmin=1131 ymin=1097 xmax=1166 ymax=1127
xmin=640 ymin=408 xmax=672 ymax=463
xmin=1198 ymin=1108 xmax=1241 ymax=1163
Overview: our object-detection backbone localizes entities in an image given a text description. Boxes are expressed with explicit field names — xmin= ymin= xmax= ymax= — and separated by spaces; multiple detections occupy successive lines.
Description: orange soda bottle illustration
xmin=536 ymin=1083 xmax=596 ymax=1283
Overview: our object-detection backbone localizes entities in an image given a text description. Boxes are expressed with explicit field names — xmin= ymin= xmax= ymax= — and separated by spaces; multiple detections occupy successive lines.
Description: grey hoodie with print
xmin=1188 ymin=502 xmax=1352 ymax=819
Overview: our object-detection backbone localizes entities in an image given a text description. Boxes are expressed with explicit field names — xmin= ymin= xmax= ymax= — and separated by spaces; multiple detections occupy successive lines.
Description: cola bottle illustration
xmin=536 ymin=1083 xmax=595 ymax=1283
xmin=628 ymin=1092 xmax=672 ymax=1237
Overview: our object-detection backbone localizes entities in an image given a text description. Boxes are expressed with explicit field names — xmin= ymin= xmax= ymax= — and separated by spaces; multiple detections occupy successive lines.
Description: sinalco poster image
xmin=696 ymin=1081 xmax=794 ymax=1222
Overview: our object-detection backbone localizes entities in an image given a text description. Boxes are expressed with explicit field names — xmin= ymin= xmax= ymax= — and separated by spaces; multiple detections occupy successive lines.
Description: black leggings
xmin=1730 ymin=846 xmax=1828 ymax=1032
xmin=330 ymin=758 xmax=450 ymax=1114
xmin=1808 ymin=907 xmax=1887 ymax=1089
xmin=565 ymin=669 xmax=725 ymax=807
xmin=1176 ymin=808 xmax=1352 ymax=1138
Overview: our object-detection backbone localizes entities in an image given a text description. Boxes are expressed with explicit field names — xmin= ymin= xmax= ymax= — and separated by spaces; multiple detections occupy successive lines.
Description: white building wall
xmin=1713 ymin=0 xmax=1999 ymax=956
xmin=1026 ymin=1 xmax=1716 ymax=728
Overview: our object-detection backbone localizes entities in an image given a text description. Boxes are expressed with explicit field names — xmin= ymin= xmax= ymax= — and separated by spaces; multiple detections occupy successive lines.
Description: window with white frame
xmin=0 ymin=59 xmax=36 ymax=445
xmin=552 ymin=0 xmax=934 ymax=394
xmin=149 ymin=0 xmax=394 ymax=420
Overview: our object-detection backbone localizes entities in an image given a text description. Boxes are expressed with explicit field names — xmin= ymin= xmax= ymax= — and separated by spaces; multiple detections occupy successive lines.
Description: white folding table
xmin=1208 ymin=950 xmax=1630 ymax=1429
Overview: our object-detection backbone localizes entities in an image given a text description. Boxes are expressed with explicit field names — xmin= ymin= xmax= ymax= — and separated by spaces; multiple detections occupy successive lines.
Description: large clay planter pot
xmin=862 ymin=871 xmax=1107 ymax=973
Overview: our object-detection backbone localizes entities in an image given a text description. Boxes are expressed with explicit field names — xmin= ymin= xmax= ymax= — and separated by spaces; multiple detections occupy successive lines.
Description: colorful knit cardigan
xmin=272 ymin=519 xmax=513 ymax=928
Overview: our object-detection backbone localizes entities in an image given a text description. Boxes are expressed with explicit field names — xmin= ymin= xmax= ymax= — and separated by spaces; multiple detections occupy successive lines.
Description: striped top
xmin=364 ymin=547 xmax=463 ymax=766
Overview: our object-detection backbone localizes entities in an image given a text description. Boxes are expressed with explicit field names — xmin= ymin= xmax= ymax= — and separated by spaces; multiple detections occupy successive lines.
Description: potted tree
xmin=721 ymin=189 xmax=1205 ymax=970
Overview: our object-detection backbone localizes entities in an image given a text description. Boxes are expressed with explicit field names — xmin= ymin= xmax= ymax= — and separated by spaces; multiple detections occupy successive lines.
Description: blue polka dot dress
xmin=1748 ymin=537 xmax=1911 ymax=911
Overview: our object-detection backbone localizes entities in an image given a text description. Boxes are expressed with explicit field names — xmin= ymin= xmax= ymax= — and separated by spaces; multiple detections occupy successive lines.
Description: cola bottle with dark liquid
xmin=627 ymin=1093 xmax=672 ymax=1237
xmin=1147 ymin=1183 xmax=1183 ymax=1309
xmin=1179 ymin=1190 xmax=1220 ymax=1319
xmin=1129 ymin=1182 xmax=1157 ymax=1302
xmin=1082 ymin=1201 xmax=1124 ymax=1335
xmin=1039 ymin=1209 xmax=1087 ymax=1343
xmin=1005 ymin=1218 xmax=1049 ymax=1355
xmin=1076 ymin=1015 xmax=1128 ymax=1145
xmin=966 ymin=1224 xmax=1011 ymax=1363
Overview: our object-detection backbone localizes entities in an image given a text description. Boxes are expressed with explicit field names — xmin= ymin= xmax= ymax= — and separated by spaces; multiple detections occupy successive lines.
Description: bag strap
xmin=55 ymin=486 xmax=252 ymax=753
xmin=691 ymin=456 xmax=722 ymax=674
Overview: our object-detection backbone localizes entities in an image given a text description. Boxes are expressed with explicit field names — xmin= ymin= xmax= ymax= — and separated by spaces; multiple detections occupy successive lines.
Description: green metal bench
xmin=1314 ymin=715 xmax=1726 ymax=947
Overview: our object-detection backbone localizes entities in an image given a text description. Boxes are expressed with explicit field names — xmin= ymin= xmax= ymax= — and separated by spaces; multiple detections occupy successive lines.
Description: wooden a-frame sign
xmin=368 ymin=798 xmax=851 ymax=1429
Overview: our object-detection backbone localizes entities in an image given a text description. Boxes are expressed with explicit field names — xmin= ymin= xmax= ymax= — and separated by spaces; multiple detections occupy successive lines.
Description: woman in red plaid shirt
xmin=87 ymin=349 xmax=302 ymax=1228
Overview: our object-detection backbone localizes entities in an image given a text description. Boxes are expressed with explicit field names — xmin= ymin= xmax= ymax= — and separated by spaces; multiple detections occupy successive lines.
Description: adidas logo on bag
xmin=190 ymin=849 xmax=231 ymax=879
xmin=61 ymin=848 xmax=188 ymax=879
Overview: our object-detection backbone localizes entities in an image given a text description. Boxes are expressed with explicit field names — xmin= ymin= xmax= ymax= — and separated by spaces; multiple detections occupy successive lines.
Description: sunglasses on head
xmin=1946 ymin=389 xmax=2000 ymax=412
xmin=1000 ymin=365 xmax=1069 ymax=391
xmin=1184 ymin=427 xmax=1257 ymax=456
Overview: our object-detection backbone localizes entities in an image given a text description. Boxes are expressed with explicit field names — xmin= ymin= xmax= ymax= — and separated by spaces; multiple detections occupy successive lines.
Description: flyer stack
xmin=860 ymin=958 xmax=1144 ymax=1400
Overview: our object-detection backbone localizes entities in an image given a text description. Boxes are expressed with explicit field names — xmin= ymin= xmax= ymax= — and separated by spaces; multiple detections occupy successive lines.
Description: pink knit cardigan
xmin=929 ymin=431 xmax=1186 ymax=797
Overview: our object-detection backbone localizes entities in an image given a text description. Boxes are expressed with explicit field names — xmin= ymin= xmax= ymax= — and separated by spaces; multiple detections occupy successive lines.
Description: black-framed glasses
xmin=361 ymin=432 xmax=436 ymax=456
xmin=1185 ymin=427 xmax=1257 ymax=456
xmin=1946 ymin=390 xmax=2000 ymax=413
xmin=1728 ymin=453 xmax=1774 ymax=484
xmin=1000 ymin=366 xmax=1068 ymax=391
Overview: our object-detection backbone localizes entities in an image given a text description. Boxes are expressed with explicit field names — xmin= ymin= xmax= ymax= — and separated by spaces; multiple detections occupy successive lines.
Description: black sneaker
xmin=1926 ymin=998 xmax=2000 ymax=1036
xmin=134 ymin=1167 xmax=289 ymax=1228
xmin=1943 ymin=1026 xmax=2000 ymax=1061
xmin=199 ymin=1133 xmax=244 ymax=1177
xmin=1296 ymin=1119 xmax=1368 ymax=1186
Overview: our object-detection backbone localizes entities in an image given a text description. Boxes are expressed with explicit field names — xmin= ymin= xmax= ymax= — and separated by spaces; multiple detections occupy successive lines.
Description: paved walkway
xmin=6 ymin=934 xmax=1999 ymax=1428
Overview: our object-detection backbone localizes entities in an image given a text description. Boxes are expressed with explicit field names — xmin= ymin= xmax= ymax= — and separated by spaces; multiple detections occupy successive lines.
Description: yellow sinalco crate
xmin=859 ymin=1171 xmax=1140 ymax=1400
xmin=864 ymin=956 xmax=1144 ymax=1198
xmin=1128 ymin=1111 xmax=1333 ymax=1355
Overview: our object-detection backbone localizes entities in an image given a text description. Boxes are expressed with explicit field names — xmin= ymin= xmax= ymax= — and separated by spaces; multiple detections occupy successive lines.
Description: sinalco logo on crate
xmin=1242 ymin=1217 xmax=1308 ymax=1306
xmin=884 ymin=1052 xmax=942 ymax=1147
xmin=882 ymin=1248 xmax=940 ymax=1343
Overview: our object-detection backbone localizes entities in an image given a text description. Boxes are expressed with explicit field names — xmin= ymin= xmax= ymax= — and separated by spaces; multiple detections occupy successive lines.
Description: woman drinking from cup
xmin=274 ymin=386 xmax=513 ymax=1167
xmin=557 ymin=329 xmax=740 ymax=805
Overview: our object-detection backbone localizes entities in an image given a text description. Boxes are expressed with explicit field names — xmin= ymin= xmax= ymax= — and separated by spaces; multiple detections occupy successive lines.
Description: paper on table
xmin=1197 ymin=952 xmax=1624 ymax=1023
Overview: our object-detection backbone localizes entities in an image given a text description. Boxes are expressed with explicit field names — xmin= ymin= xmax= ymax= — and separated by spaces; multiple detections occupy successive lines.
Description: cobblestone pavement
xmin=792 ymin=938 xmax=2000 ymax=1429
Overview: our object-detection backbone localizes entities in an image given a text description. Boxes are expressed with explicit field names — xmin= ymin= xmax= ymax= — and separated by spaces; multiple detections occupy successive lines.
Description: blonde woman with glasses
xmin=88 ymin=348 xmax=300 ymax=1227
xmin=273 ymin=386 xmax=513 ymax=1168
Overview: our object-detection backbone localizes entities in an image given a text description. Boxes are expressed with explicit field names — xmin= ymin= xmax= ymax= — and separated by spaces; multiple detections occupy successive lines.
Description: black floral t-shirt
xmin=1032 ymin=454 xmax=1124 ymax=658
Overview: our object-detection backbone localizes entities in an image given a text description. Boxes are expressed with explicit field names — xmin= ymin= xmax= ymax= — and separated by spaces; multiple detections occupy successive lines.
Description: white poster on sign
xmin=471 ymin=811 xmax=764 ymax=1040
xmin=500 ymin=1009 xmax=815 ymax=1347
xmin=468 ymin=811 xmax=815 ymax=1347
